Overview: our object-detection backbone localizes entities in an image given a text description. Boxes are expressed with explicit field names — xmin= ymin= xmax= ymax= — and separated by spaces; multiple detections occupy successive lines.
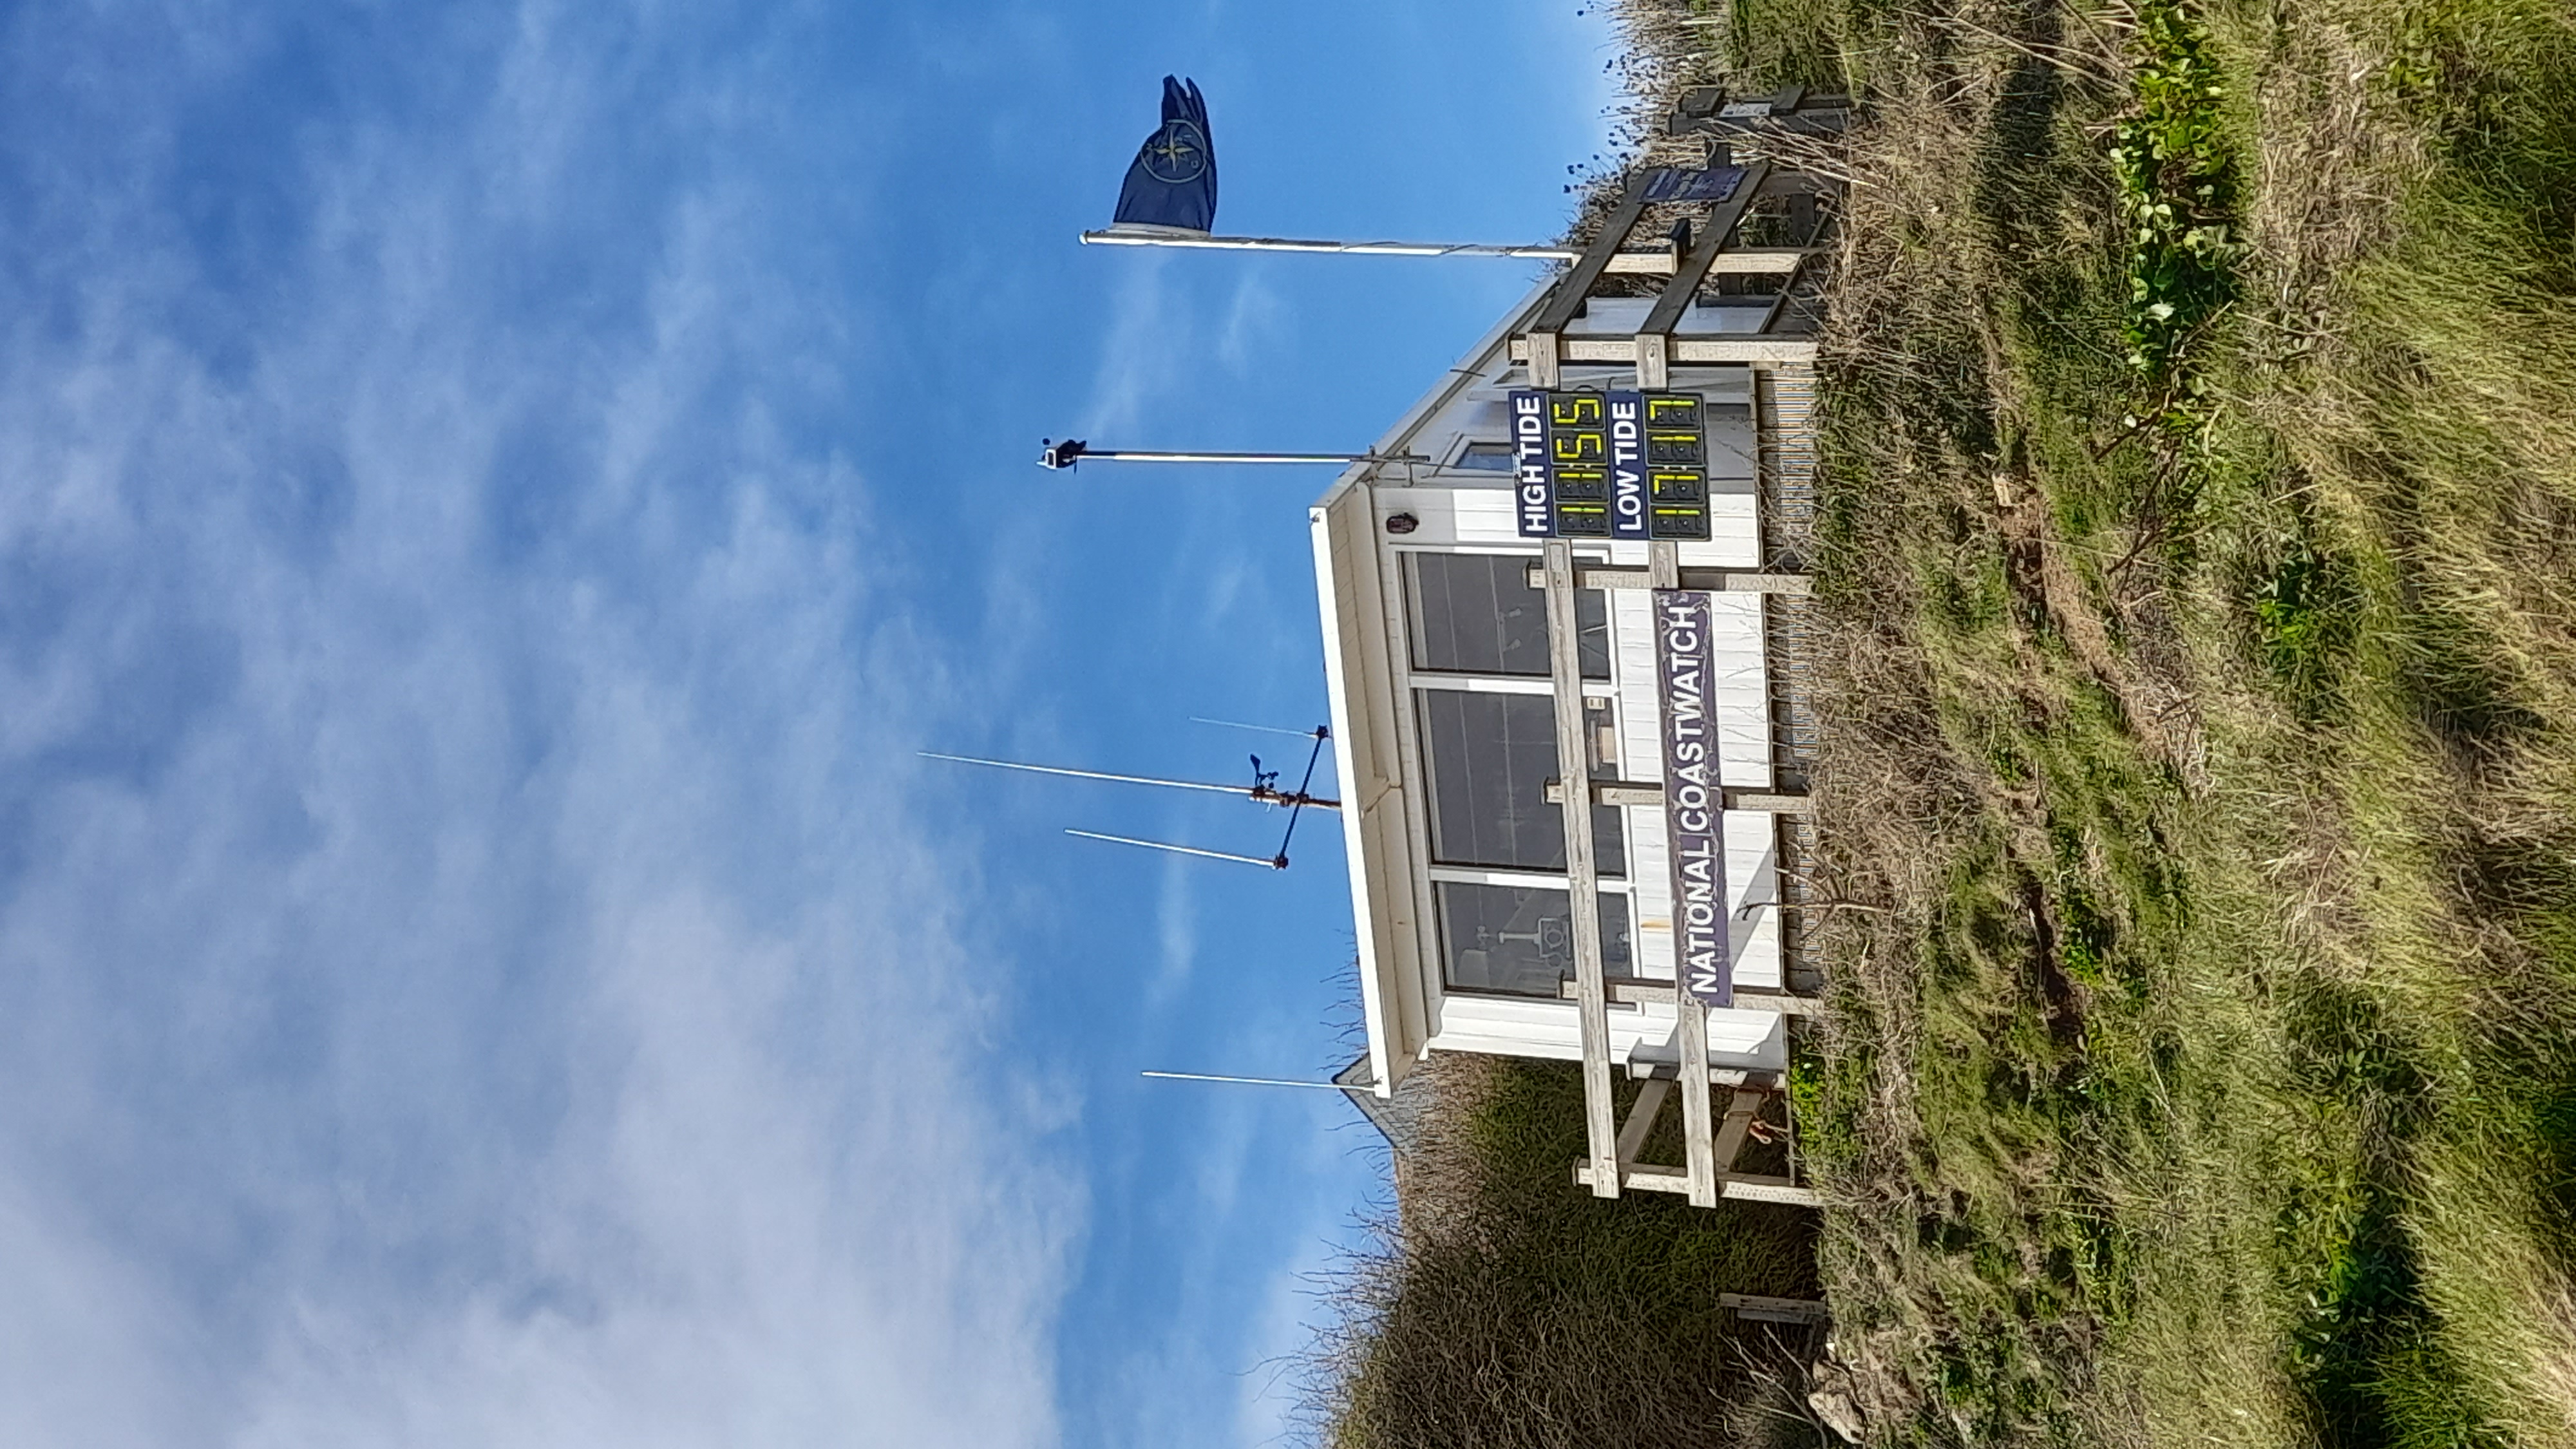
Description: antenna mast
xmin=918 ymin=750 xmax=1336 ymax=811
xmin=922 ymin=726 xmax=1336 ymax=870
xmin=1066 ymin=830 xmax=1283 ymax=870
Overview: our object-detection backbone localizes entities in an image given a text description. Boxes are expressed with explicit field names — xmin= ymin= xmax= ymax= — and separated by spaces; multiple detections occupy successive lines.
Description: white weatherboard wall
xmin=1314 ymin=280 xmax=1792 ymax=1093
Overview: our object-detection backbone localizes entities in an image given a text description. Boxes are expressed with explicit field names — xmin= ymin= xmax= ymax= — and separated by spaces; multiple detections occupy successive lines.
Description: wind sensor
xmin=922 ymin=721 xmax=1334 ymax=871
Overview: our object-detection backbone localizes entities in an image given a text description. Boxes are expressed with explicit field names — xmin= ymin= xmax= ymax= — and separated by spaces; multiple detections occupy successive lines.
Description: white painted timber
xmin=1721 ymin=1178 xmax=1824 ymax=1207
xmin=1429 ymin=993 xmax=1785 ymax=1070
xmin=1546 ymin=538 xmax=1621 ymax=1197
xmin=1312 ymin=489 xmax=1426 ymax=1094
xmin=1511 ymin=336 xmax=1820 ymax=365
xmin=1571 ymin=1164 xmax=1820 ymax=1206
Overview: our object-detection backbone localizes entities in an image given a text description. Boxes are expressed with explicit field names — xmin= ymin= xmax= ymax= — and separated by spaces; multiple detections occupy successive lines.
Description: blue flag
xmin=1112 ymin=77 xmax=1217 ymax=232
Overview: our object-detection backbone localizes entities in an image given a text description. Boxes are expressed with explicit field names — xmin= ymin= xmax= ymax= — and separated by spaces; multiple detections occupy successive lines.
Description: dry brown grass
xmin=1320 ymin=3 xmax=2576 ymax=1445
xmin=1307 ymin=1056 xmax=1824 ymax=1449
xmin=1776 ymin=0 xmax=2576 ymax=1444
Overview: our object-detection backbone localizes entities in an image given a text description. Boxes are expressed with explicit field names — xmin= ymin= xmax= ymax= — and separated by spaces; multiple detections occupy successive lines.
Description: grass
xmin=1723 ymin=0 xmax=2576 ymax=1444
xmin=1311 ymin=1056 xmax=1827 ymax=1449
xmin=1311 ymin=3 xmax=2576 ymax=1444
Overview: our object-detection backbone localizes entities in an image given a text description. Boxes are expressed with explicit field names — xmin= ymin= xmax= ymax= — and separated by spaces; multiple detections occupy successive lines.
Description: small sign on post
xmin=1655 ymin=588 xmax=1731 ymax=1006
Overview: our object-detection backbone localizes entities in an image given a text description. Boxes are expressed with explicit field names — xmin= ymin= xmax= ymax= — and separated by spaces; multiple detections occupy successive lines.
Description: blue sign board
xmin=1654 ymin=588 xmax=1730 ymax=1007
xmin=1509 ymin=389 xmax=1712 ymax=542
xmin=1608 ymin=392 xmax=1648 ymax=540
xmin=1510 ymin=390 xmax=1553 ymax=536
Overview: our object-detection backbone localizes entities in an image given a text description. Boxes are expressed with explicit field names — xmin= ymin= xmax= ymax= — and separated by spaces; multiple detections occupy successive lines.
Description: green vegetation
xmin=1746 ymin=0 xmax=2576 ymax=1443
xmin=1314 ymin=3 xmax=2576 ymax=1444
xmin=2112 ymin=0 xmax=2240 ymax=387
xmin=1312 ymin=1057 xmax=1823 ymax=1449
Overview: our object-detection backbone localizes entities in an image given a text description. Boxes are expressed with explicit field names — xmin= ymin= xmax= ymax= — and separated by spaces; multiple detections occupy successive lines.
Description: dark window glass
xmin=1452 ymin=441 xmax=1517 ymax=473
xmin=1417 ymin=690 xmax=1624 ymax=876
xmin=1437 ymin=884 xmax=1635 ymax=996
xmin=1406 ymin=553 xmax=1609 ymax=679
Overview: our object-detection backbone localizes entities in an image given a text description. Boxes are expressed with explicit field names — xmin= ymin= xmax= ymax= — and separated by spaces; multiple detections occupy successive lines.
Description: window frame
xmin=1387 ymin=544 xmax=1637 ymax=1002
xmin=1430 ymin=878 xmax=1640 ymax=999
xmin=1400 ymin=548 xmax=1611 ymax=683
xmin=1445 ymin=438 xmax=1519 ymax=473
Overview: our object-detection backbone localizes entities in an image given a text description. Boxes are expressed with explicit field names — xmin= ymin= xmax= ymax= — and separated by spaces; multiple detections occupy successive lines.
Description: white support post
xmin=1616 ymin=1077 xmax=1673 ymax=1167
xmin=1546 ymin=538 xmax=1620 ymax=1197
xmin=1637 ymin=331 xmax=1671 ymax=392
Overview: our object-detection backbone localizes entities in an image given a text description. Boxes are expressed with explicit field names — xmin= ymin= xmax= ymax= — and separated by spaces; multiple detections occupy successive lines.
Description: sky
xmin=0 ymin=2 xmax=1616 ymax=1445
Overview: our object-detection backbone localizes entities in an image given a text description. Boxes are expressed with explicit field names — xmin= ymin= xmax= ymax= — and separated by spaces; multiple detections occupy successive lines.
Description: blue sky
xmin=0 ymin=1 xmax=1615 ymax=1444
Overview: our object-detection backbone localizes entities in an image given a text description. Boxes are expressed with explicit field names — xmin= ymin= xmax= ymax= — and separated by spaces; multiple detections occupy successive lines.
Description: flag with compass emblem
xmin=1111 ymin=75 xmax=1217 ymax=233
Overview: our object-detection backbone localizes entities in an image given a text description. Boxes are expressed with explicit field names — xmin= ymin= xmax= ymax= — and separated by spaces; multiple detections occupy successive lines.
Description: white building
xmin=1308 ymin=153 xmax=1828 ymax=1204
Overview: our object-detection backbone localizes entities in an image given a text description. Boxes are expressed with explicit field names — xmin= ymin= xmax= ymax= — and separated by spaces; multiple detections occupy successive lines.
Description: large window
xmin=1437 ymin=884 xmax=1635 ymax=996
xmin=1417 ymin=690 xmax=1623 ymax=876
xmin=1403 ymin=548 xmax=1633 ymax=1001
xmin=1406 ymin=553 xmax=1608 ymax=679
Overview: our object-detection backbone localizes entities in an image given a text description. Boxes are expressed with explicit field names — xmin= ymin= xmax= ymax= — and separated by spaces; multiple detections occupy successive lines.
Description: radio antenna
xmin=924 ymin=730 xmax=1336 ymax=871
xmin=1265 ymin=726 xmax=1332 ymax=869
xmin=919 ymin=750 xmax=1338 ymax=811
xmin=1066 ymin=829 xmax=1283 ymax=870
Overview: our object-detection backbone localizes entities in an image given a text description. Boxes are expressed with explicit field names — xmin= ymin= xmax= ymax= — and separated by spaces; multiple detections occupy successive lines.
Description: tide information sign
xmin=1510 ymin=389 xmax=1713 ymax=542
xmin=1644 ymin=394 xmax=1713 ymax=541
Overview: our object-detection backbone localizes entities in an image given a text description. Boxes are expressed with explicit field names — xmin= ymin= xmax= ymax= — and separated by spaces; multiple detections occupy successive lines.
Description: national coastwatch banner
xmin=1654 ymin=588 xmax=1730 ymax=1007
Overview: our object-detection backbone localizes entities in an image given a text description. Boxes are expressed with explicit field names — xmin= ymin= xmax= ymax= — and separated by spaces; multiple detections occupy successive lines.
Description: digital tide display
xmin=1547 ymin=392 xmax=1610 ymax=537
xmin=1643 ymin=393 xmax=1713 ymax=542
xmin=1510 ymin=389 xmax=1712 ymax=542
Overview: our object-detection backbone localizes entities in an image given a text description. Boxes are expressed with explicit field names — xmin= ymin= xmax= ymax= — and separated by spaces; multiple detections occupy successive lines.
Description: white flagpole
xmin=1082 ymin=227 xmax=1578 ymax=260
xmin=1189 ymin=717 xmax=1327 ymax=739
xmin=1141 ymin=1069 xmax=1368 ymax=1092
xmin=1079 ymin=227 xmax=1809 ymax=275
xmin=1036 ymin=439 xmax=1422 ymax=471
xmin=1063 ymin=448 xmax=1395 ymax=465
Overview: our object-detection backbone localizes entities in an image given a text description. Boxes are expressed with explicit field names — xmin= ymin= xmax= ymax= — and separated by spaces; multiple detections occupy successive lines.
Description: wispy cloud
xmin=1214 ymin=272 xmax=1285 ymax=374
xmin=1151 ymin=851 xmax=1198 ymax=1005
xmin=1232 ymin=1220 xmax=1346 ymax=1449
xmin=0 ymin=5 xmax=1074 ymax=1446
xmin=1079 ymin=252 xmax=1185 ymax=440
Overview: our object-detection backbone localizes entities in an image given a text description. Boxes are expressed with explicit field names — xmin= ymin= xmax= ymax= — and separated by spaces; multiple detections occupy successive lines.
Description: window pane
xmin=1437 ymin=884 xmax=1635 ymax=997
xmin=1418 ymin=690 xmax=1624 ymax=876
xmin=1406 ymin=553 xmax=1609 ymax=679
xmin=1452 ymin=441 xmax=1517 ymax=472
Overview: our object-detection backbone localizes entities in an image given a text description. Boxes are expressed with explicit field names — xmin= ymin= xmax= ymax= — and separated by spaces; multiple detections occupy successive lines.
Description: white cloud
xmin=1232 ymin=1226 xmax=1340 ymax=1449
xmin=1151 ymin=851 xmax=1198 ymax=1005
xmin=1079 ymin=252 xmax=1184 ymax=440
xmin=1214 ymin=272 xmax=1284 ymax=374
xmin=0 ymin=1170 xmax=189 ymax=1448
xmin=0 ymin=4 xmax=1075 ymax=1446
